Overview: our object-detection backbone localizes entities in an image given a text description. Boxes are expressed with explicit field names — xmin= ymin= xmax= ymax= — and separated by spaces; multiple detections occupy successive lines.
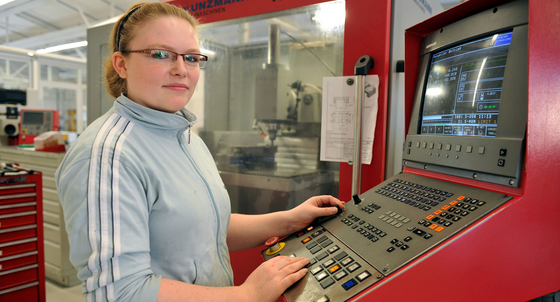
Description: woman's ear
xmin=113 ymin=52 xmax=128 ymax=79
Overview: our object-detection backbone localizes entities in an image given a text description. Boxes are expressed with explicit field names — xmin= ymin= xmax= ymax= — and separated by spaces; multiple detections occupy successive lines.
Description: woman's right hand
xmin=240 ymin=256 xmax=309 ymax=302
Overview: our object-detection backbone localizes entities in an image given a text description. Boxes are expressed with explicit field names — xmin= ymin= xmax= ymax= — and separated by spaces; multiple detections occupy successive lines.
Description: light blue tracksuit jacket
xmin=55 ymin=95 xmax=234 ymax=302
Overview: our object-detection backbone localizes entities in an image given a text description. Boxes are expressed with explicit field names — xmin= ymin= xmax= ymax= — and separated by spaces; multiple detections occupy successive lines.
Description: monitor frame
xmin=403 ymin=0 xmax=528 ymax=187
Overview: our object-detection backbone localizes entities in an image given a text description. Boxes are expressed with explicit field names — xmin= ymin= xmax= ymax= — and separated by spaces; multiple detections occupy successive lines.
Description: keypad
xmin=375 ymin=179 xmax=453 ymax=212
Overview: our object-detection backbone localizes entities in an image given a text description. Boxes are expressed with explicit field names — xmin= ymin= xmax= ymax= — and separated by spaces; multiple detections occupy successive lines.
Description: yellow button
xmin=329 ymin=265 xmax=341 ymax=273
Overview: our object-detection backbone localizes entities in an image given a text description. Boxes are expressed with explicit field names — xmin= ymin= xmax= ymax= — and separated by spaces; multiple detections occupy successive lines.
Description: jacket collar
xmin=114 ymin=94 xmax=197 ymax=135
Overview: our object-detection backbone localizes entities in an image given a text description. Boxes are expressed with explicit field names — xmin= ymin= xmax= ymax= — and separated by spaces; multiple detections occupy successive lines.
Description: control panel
xmin=262 ymin=172 xmax=512 ymax=302
xmin=19 ymin=110 xmax=59 ymax=145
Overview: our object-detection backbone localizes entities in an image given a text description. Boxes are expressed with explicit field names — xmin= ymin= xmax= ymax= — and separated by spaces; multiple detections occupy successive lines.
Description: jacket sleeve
xmin=56 ymin=155 xmax=161 ymax=302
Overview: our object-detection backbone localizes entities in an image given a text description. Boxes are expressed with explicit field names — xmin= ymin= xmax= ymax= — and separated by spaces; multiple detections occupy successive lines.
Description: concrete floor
xmin=46 ymin=280 xmax=83 ymax=302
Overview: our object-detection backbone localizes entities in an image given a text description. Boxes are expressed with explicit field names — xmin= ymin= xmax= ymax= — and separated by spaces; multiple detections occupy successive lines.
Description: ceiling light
xmin=36 ymin=41 xmax=88 ymax=54
xmin=0 ymin=0 xmax=16 ymax=7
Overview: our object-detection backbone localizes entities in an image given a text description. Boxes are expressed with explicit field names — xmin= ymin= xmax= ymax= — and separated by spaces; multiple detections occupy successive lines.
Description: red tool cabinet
xmin=0 ymin=170 xmax=45 ymax=302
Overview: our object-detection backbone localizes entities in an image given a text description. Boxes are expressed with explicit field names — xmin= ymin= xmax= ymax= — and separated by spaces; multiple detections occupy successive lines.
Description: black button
xmin=387 ymin=247 xmax=395 ymax=252
xmin=312 ymin=230 xmax=324 ymax=237
xmin=424 ymin=233 xmax=433 ymax=239
xmin=316 ymin=251 xmax=329 ymax=260
xmin=452 ymin=216 xmax=461 ymax=222
xmin=316 ymin=235 xmax=328 ymax=243
xmin=404 ymin=236 xmax=412 ymax=242
xmin=310 ymin=245 xmax=322 ymax=254
xmin=477 ymin=201 xmax=486 ymax=206
xmin=341 ymin=278 xmax=358 ymax=290
xmin=413 ymin=229 xmax=426 ymax=236
xmin=306 ymin=242 xmax=318 ymax=250
xmin=500 ymin=149 xmax=507 ymax=156
xmin=320 ymin=277 xmax=335 ymax=289
xmin=321 ymin=239 xmax=333 ymax=248
xmin=498 ymin=159 xmax=505 ymax=167
xmin=307 ymin=258 xmax=317 ymax=267
xmin=334 ymin=251 xmax=348 ymax=261
xmin=401 ymin=244 xmax=409 ymax=250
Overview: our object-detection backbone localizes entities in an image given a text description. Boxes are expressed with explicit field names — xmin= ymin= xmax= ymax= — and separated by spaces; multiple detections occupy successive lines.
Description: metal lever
xmin=352 ymin=55 xmax=374 ymax=198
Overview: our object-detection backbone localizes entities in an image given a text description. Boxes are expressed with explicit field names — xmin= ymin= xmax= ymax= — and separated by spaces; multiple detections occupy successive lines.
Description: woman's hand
xmin=239 ymin=256 xmax=309 ymax=302
xmin=285 ymin=195 xmax=345 ymax=234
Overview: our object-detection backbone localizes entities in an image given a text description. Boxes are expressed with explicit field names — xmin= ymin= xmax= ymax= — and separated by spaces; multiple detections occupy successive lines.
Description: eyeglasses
xmin=121 ymin=49 xmax=208 ymax=68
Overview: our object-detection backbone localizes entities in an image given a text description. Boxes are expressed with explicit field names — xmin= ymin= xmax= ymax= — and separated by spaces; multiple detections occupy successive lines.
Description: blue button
xmin=342 ymin=279 xmax=357 ymax=290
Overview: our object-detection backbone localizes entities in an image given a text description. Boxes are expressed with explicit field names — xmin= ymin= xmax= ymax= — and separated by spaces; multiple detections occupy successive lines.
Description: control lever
xmin=353 ymin=194 xmax=362 ymax=205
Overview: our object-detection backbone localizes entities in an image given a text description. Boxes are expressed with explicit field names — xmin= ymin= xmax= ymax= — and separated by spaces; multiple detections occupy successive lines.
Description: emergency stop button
xmin=265 ymin=237 xmax=285 ymax=255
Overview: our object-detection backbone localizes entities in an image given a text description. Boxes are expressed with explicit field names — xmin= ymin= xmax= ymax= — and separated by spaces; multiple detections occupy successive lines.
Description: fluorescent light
xmin=36 ymin=41 xmax=88 ymax=54
xmin=0 ymin=0 xmax=16 ymax=6
xmin=200 ymin=47 xmax=215 ymax=56
xmin=312 ymin=2 xmax=345 ymax=30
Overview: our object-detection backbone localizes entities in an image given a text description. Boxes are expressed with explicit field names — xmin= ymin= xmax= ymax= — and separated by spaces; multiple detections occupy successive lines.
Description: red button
xmin=265 ymin=237 xmax=279 ymax=247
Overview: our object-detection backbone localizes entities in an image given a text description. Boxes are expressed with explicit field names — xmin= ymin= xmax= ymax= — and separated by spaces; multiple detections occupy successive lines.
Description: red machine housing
xmin=0 ymin=170 xmax=45 ymax=302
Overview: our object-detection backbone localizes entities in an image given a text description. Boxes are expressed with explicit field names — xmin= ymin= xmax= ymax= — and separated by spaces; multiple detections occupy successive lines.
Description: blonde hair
xmin=103 ymin=2 xmax=199 ymax=98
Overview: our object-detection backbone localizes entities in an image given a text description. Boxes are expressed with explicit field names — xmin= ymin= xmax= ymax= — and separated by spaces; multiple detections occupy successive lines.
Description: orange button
xmin=429 ymin=224 xmax=438 ymax=230
xmin=426 ymin=215 xmax=434 ymax=220
xmin=457 ymin=196 xmax=466 ymax=201
xmin=434 ymin=210 xmax=442 ymax=215
xmin=450 ymin=200 xmax=458 ymax=205
xmin=442 ymin=205 xmax=450 ymax=210
xmin=435 ymin=227 xmax=445 ymax=232
xmin=307 ymin=226 xmax=314 ymax=232
xmin=329 ymin=265 xmax=341 ymax=273
xmin=302 ymin=237 xmax=311 ymax=244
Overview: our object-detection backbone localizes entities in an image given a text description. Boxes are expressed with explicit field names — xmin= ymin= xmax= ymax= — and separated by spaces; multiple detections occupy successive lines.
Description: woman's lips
xmin=164 ymin=83 xmax=188 ymax=91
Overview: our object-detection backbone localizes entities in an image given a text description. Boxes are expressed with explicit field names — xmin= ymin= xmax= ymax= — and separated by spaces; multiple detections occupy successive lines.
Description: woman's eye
xmin=151 ymin=50 xmax=170 ymax=59
xmin=185 ymin=55 xmax=199 ymax=63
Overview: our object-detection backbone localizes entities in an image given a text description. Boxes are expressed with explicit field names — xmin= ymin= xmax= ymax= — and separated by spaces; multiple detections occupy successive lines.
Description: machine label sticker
xmin=182 ymin=0 xmax=248 ymax=18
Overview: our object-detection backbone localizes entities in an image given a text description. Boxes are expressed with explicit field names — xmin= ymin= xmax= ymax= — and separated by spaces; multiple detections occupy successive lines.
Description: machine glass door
xmin=190 ymin=1 xmax=345 ymax=214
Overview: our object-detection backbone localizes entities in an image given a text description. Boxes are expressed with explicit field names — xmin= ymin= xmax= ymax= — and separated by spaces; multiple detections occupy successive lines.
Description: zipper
xmin=177 ymin=131 xmax=233 ymax=286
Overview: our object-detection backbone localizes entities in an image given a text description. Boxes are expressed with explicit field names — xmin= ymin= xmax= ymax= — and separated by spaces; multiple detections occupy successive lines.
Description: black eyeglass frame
xmin=121 ymin=49 xmax=208 ymax=68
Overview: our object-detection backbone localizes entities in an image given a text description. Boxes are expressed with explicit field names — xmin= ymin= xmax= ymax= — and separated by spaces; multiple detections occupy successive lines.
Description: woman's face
xmin=114 ymin=16 xmax=200 ymax=113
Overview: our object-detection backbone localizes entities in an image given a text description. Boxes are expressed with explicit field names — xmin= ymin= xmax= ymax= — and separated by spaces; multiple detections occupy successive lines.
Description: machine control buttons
xmin=264 ymin=237 xmax=285 ymax=255
xmin=311 ymin=230 xmax=324 ymax=238
xmin=316 ymin=251 xmax=329 ymax=260
xmin=347 ymin=263 xmax=361 ymax=273
xmin=387 ymin=247 xmax=395 ymax=252
xmin=342 ymin=279 xmax=358 ymax=290
xmin=340 ymin=257 xmax=354 ymax=266
xmin=422 ymin=142 xmax=427 ymax=148
xmin=320 ymin=277 xmax=335 ymax=289
xmin=498 ymin=159 xmax=505 ymax=167
xmin=327 ymin=245 xmax=340 ymax=254
xmin=315 ymin=271 xmax=328 ymax=282
xmin=479 ymin=146 xmax=485 ymax=154
xmin=334 ymin=270 xmax=348 ymax=281
xmin=456 ymin=145 xmax=461 ymax=152
xmin=321 ymin=239 xmax=333 ymax=248
xmin=437 ymin=143 xmax=442 ymax=150
xmin=429 ymin=142 xmax=434 ymax=149
xmin=296 ymin=231 xmax=306 ymax=237
xmin=500 ymin=149 xmax=507 ymax=156
xmin=329 ymin=264 xmax=341 ymax=274
xmin=311 ymin=266 xmax=324 ymax=275
xmin=467 ymin=146 xmax=473 ymax=153
xmin=315 ymin=295 xmax=330 ymax=302
xmin=404 ymin=236 xmax=413 ymax=242
xmin=401 ymin=245 xmax=409 ymax=250
xmin=334 ymin=251 xmax=348 ymax=261
xmin=306 ymin=242 xmax=318 ymax=250
xmin=310 ymin=245 xmax=322 ymax=254
xmin=322 ymin=259 xmax=335 ymax=268
xmin=356 ymin=271 xmax=372 ymax=282
xmin=316 ymin=235 xmax=328 ymax=243
xmin=446 ymin=144 xmax=452 ymax=151
xmin=302 ymin=237 xmax=312 ymax=244
xmin=307 ymin=258 xmax=317 ymax=267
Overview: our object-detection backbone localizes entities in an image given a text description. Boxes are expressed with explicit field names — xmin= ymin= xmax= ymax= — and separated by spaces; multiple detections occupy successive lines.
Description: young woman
xmin=55 ymin=2 xmax=344 ymax=302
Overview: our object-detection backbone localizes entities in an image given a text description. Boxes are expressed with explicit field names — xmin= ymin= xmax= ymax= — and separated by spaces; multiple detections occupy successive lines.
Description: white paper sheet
xmin=320 ymin=75 xmax=379 ymax=164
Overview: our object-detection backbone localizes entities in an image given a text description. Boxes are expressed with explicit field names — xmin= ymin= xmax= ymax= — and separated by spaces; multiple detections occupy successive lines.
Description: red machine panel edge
xmin=350 ymin=0 xmax=560 ymax=301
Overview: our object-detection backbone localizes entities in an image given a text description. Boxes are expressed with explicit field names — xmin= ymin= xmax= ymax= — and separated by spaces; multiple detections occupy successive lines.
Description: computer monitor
xmin=403 ymin=0 xmax=528 ymax=187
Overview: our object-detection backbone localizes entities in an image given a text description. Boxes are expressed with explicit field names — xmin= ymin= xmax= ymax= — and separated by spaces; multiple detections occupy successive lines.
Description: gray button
xmin=437 ymin=143 xmax=442 ymax=150
xmin=479 ymin=146 xmax=485 ymax=154
xmin=456 ymin=145 xmax=461 ymax=152
xmin=446 ymin=144 xmax=452 ymax=151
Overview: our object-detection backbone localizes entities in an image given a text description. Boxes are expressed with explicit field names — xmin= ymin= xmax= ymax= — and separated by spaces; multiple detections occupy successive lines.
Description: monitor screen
xmin=23 ymin=112 xmax=45 ymax=125
xmin=420 ymin=31 xmax=513 ymax=137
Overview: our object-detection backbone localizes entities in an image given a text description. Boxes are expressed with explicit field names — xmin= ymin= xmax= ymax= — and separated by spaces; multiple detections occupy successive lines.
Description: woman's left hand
xmin=285 ymin=195 xmax=345 ymax=234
